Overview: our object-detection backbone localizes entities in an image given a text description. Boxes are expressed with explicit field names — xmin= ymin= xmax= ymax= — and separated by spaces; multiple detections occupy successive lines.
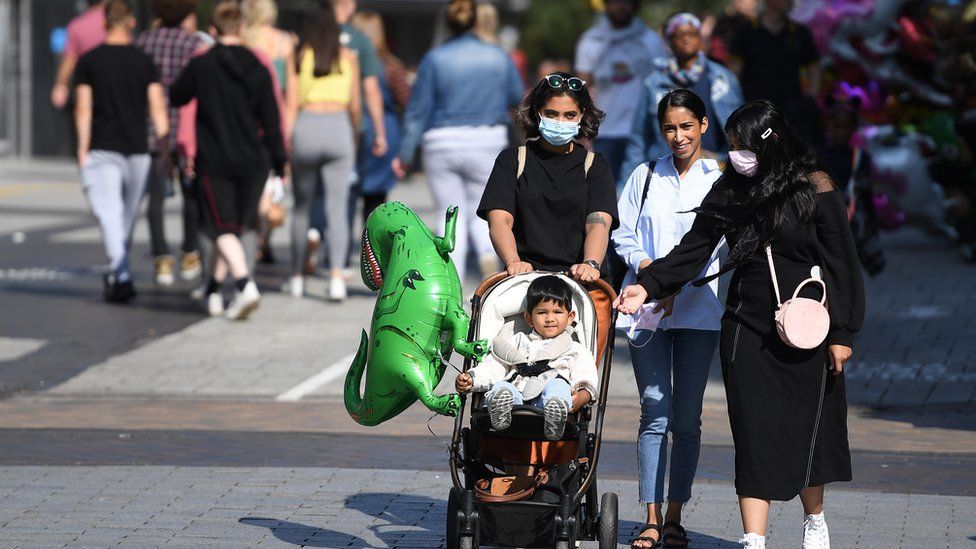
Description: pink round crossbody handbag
xmin=765 ymin=244 xmax=830 ymax=349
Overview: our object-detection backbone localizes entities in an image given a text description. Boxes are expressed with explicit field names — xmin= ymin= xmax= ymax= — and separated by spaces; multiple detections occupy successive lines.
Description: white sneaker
xmin=739 ymin=532 xmax=766 ymax=549
xmin=487 ymin=387 xmax=514 ymax=431
xmin=802 ymin=513 xmax=830 ymax=549
xmin=288 ymin=275 xmax=304 ymax=298
xmin=328 ymin=275 xmax=347 ymax=301
xmin=190 ymin=284 xmax=206 ymax=300
xmin=543 ymin=397 xmax=568 ymax=440
xmin=225 ymin=281 xmax=260 ymax=321
xmin=207 ymin=293 xmax=224 ymax=316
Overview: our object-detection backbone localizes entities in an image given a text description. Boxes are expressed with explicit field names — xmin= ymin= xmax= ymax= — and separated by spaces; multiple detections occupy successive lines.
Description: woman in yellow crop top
xmin=287 ymin=2 xmax=361 ymax=301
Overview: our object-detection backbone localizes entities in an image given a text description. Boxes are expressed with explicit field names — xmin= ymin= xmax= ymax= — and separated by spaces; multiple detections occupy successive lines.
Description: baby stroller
xmin=447 ymin=272 xmax=619 ymax=549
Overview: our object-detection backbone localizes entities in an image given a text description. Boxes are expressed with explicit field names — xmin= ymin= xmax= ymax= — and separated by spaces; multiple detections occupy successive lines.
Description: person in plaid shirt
xmin=135 ymin=0 xmax=209 ymax=288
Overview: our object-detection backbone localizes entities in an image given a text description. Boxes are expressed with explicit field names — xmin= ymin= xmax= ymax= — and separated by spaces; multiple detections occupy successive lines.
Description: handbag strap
xmin=766 ymin=243 xmax=828 ymax=306
xmin=765 ymin=244 xmax=783 ymax=306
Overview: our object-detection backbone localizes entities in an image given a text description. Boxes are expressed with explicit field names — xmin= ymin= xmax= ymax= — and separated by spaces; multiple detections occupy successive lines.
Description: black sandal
xmin=630 ymin=523 xmax=662 ymax=548
xmin=662 ymin=520 xmax=689 ymax=548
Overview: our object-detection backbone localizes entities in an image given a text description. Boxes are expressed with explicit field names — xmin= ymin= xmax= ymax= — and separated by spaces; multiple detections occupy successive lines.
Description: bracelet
xmin=584 ymin=259 xmax=600 ymax=270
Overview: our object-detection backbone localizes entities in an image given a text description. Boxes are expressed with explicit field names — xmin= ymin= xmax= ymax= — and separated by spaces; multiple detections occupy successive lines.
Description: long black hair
xmin=515 ymin=72 xmax=605 ymax=140
xmin=699 ymin=100 xmax=821 ymax=269
xmin=296 ymin=1 xmax=341 ymax=77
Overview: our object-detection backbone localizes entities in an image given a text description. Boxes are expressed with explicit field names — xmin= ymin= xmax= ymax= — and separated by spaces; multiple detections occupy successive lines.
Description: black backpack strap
xmin=638 ymin=160 xmax=657 ymax=213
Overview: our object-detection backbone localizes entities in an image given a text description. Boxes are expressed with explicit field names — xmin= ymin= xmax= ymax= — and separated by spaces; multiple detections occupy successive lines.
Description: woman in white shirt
xmin=612 ymin=89 xmax=724 ymax=549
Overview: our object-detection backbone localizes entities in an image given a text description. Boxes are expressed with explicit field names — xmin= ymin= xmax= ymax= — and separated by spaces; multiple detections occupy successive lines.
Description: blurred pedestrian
xmin=242 ymin=0 xmax=299 ymax=265
xmin=396 ymin=0 xmax=524 ymax=278
xmin=615 ymin=100 xmax=864 ymax=549
xmin=135 ymin=0 xmax=207 ymax=287
xmin=729 ymin=0 xmax=823 ymax=145
xmin=52 ymin=0 xmax=106 ymax=109
xmin=821 ymin=95 xmax=885 ymax=275
xmin=74 ymin=0 xmax=169 ymax=303
xmin=305 ymin=0 xmax=388 ymax=276
xmin=286 ymin=1 xmax=361 ymax=301
xmin=709 ymin=0 xmax=757 ymax=66
xmin=575 ymin=0 xmax=666 ymax=186
xmin=170 ymin=0 xmax=287 ymax=320
xmin=622 ymin=12 xmax=743 ymax=178
xmin=351 ymin=11 xmax=410 ymax=221
xmin=613 ymin=89 xmax=724 ymax=549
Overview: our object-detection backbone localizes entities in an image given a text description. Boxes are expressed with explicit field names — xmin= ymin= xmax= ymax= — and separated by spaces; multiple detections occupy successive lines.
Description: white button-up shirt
xmin=613 ymin=155 xmax=726 ymax=332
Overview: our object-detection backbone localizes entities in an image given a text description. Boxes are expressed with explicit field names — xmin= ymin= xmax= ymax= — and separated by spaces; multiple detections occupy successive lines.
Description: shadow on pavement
xmin=620 ymin=519 xmax=740 ymax=548
xmin=239 ymin=517 xmax=371 ymax=547
xmin=866 ymin=405 xmax=976 ymax=433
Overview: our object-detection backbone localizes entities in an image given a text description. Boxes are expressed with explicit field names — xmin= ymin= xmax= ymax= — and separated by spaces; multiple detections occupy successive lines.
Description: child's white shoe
xmin=802 ymin=513 xmax=830 ymax=549
xmin=543 ymin=397 xmax=568 ymax=440
xmin=739 ymin=532 xmax=766 ymax=549
xmin=488 ymin=387 xmax=514 ymax=431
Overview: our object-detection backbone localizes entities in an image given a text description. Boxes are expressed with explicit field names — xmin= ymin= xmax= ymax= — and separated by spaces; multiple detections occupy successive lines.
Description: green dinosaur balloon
xmin=345 ymin=202 xmax=488 ymax=426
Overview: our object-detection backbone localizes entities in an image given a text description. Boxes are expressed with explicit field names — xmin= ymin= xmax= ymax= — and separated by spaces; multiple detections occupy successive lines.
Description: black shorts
xmin=196 ymin=172 xmax=265 ymax=237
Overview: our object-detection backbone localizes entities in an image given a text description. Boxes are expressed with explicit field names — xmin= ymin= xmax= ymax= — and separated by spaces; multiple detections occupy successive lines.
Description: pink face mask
xmin=729 ymin=150 xmax=759 ymax=177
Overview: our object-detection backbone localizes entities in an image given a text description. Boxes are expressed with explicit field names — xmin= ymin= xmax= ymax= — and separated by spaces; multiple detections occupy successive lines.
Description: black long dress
xmin=636 ymin=176 xmax=865 ymax=501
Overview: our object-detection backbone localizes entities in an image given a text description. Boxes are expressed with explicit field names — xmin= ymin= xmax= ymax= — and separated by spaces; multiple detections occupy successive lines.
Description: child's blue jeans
xmin=483 ymin=378 xmax=573 ymax=410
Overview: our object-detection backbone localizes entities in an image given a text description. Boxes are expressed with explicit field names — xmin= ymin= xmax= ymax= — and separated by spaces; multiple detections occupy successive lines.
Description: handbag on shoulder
xmin=765 ymin=244 xmax=830 ymax=349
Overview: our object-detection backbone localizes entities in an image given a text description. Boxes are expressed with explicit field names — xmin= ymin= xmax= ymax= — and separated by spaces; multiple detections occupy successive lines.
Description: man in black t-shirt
xmin=74 ymin=0 xmax=169 ymax=303
xmin=729 ymin=0 xmax=823 ymax=142
xmin=170 ymin=1 xmax=287 ymax=321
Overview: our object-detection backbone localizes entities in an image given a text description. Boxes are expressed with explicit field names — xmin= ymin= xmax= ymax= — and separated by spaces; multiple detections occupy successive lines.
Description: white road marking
xmin=275 ymin=352 xmax=357 ymax=401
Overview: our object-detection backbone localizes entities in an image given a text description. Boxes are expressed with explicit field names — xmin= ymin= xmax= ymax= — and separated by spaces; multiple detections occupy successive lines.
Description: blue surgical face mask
xmin=539 ymin=116 xmax=580 ymax=146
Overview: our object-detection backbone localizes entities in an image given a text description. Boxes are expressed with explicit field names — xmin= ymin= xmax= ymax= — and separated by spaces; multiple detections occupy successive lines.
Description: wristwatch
xmin=584 ymin=259 xmax=600 ymax=270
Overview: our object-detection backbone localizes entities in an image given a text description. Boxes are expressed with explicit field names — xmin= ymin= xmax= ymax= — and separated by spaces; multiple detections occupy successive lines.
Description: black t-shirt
xmin=477 ymin=141 xmax=619 ymax=272
xmin=74 ymin=44 xmax=159 ymax=155
xmin=731 ymin=20 xmax=819 ymax=107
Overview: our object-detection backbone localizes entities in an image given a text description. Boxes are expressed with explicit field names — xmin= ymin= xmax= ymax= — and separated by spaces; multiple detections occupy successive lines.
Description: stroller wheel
xmin=597 ymin=492 xmax=618 ymax=549
xmin=447 ymin=488 xmax=479 ymax=549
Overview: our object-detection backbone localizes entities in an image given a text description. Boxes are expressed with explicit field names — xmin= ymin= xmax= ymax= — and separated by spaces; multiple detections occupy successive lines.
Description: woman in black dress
xmin=615 ymin=100 xmax=864 ymax=549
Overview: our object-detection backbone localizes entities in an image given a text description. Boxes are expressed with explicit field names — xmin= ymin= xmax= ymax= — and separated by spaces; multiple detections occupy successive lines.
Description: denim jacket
xmin=621 ymin=57 xmax=743 ymax=180
xmin=399 ymin=33 xmax=524 ymax=165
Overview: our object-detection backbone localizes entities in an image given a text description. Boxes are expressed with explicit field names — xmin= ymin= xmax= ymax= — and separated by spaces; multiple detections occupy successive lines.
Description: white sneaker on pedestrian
xmin=802 ymin=513 xmax=830 ymax=549
xmin=225 ymin=281 xmax=260 ymax=321
xmin=543 ymin=397 xmax=568 ymax=440
xmin=207 ymin=293 xmax=224 ymax=317
xmin=328 ymin=275 xmax=346 ymax=301
xmin=487 ymin=387 xmax=514 ymax=431
xmin=288 ymin=275 xmax=304 ymax=298
xmin=739 ymin=532 xmax=766 ymax=549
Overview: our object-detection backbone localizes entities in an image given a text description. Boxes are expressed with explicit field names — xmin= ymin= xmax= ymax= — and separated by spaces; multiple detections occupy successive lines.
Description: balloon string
xmin=426 ymin=412 xmax=454 ymax=456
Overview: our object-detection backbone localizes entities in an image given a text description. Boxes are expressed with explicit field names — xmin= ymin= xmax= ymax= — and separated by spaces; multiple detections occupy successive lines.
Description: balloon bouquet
xmin=793 ymin=0 xmax=976 ymax=259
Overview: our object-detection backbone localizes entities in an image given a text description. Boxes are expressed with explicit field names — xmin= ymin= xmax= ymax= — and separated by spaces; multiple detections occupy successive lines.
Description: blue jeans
xmin=483 ymin=378 xmax=573 ymax=410
xmin=630 ymin=328 xmax=720 ymax=504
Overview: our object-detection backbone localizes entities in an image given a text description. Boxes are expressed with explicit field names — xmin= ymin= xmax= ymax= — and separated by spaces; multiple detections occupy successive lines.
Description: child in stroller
xmin=454 ymin=275 xmax=600 ymax=440
xmin=445 ymin=272 xmax=619 ymax=549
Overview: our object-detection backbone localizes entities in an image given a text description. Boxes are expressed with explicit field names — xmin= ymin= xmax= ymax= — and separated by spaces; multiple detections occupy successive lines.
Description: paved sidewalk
xmin=0 ymin=466 xmax=972 ymax=548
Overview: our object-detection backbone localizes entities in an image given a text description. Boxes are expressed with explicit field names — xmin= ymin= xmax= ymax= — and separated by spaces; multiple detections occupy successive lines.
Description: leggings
xmin=290 ymin=111 xmax=355 ymax=275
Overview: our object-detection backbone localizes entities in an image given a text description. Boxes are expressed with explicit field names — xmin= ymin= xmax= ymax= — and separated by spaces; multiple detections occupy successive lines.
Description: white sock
xmin=805 ymin=512 xmax=825 ymax=521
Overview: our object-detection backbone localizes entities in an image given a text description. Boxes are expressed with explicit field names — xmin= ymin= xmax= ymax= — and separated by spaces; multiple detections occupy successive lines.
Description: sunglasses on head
xmin=544 ymin=74 xmax=586 ymax=91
